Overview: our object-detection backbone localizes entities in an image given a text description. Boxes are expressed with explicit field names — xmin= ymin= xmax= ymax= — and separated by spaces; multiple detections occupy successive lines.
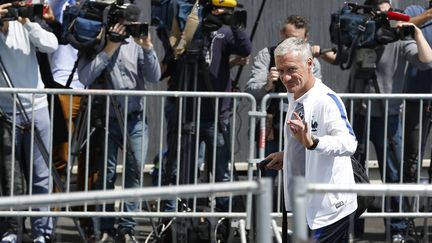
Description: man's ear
xmin=306 ymin=57 xmax=313 ymax=68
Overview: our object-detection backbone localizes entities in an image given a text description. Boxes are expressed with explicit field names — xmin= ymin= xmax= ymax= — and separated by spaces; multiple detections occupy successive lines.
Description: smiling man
xmin=265 ymin=37 xmax=358 ymax=243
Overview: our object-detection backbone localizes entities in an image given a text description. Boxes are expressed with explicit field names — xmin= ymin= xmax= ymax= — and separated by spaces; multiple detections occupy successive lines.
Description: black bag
xmin=351 ymin=156 xmax=375 ymax=218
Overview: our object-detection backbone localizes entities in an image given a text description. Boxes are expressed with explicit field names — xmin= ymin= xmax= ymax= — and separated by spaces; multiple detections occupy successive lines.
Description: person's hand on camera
xmin=17 ymin=16 xmax=29 ymax=25
xmin=230 ymin=55 xmax=250 ymax=67
xmin=311 ymin=45 xmax=321 ymax=58
xmin=265 ymin=66 xmax=278 ymax=92
xmin=42 ymin=5 xmax=55 ymax=23
xmin=0 ymin=3 xmax=11 ymax=19
xmin=134 ymin=32 xmax=153 ymax=50
xmin=104 ymin=23 xmax=126 ymax=57
xmin=265 ymin=151 xmax=284 ymax=170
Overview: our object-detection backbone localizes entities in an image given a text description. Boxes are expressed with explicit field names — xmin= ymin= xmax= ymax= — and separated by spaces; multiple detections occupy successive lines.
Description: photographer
xmin=0 ymin=1 xmax=58 ymax=242
xmin=162 ymin=2 xmax=252 ymax=216
xmin=401 ymin=3 xmax=432 ymax=213
xmin=77 ymin=20 xmax=160 ymax=242
xmin=348 ymin=0 xmax=432 ymax=240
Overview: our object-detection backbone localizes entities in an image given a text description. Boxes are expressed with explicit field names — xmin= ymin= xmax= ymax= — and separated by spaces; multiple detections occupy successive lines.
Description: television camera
xmin=329 ymin=2 xmax=414 ymax=69
xmin=200 ymin=0 xmax=247 ymax=31
xmin=0 ymin=0 xmax=44 ymax=22
xmin=62 ymin=0 xmax=148 ymax=52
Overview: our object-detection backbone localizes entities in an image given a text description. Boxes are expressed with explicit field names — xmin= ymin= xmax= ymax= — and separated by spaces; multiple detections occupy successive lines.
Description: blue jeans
xmin=200 ymin=121 xmax=231 ymax=210
xmin=94 ymin=112 xmax=148 ymax=234
xmin=10 ymin=107 xmax=53 ymax=238
xmin=353 ymin=114 xmax=407 ymax=234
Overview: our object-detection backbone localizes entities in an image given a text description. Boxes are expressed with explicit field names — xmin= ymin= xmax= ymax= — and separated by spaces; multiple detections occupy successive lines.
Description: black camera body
xmin=200 ymin=0 xmax=247 ymax=32
xmin=62 ymin=0 xmax=148 ymax=51
xmin=330 ymin=3 xmax=414 ymax=48
xmin=0 ymin=1 xmax=43 ymax=22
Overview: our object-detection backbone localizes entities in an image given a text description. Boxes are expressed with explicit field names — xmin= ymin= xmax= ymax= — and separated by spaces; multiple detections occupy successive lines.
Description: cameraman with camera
xmin=0 ymin=0 xmax=58 ymax=242
xmin=401 ymin=2 xmax=432 ymax=218
xmin=77 ymin=16 xmax=160 ymax=242
xmin=346 ymin=0 xmax=432 ymax=241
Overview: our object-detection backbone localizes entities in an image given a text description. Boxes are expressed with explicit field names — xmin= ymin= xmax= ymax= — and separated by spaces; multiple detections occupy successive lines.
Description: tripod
xmin=68 ymin=83 xmax=160 ymax=241
xmin=0 ymin=57 xmax=87 ymax=241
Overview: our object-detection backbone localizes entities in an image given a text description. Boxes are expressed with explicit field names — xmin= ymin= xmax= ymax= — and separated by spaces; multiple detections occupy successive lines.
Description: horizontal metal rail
xmin=0 ymin=181 xmax=259 ymax=210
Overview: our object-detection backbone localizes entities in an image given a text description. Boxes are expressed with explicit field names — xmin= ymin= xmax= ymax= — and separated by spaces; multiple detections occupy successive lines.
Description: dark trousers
xmin=311 ymin=212 xmax=354 ymax=243
xmin=0 ymin=116 xmax=26 ymax=235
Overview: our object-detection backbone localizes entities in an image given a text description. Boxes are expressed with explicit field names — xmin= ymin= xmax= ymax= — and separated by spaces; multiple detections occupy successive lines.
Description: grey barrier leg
xmin=239 ymin=219 xmax=247 ymax=243
xmin=291 ymin=176 xmax=308 ymax=243
xmin=257 ymin=178 xmax=272 ymax=243
xmin=272 ymin=219 xmax=282 ymax=243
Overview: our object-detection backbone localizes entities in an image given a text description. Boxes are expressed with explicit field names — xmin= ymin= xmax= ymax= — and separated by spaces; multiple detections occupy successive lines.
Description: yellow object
xmin=211 ymin=0 xmax=237 ymax=8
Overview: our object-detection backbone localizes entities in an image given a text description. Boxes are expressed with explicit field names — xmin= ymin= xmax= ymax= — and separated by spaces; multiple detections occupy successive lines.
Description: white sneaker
xmin=124 ymin=233 xmax=138 ymax=243
xmin=0 ymin=233 xmax=17 ymax=243
xmin=33 ymin=236 xmax=45 ymax=243
xmin=97 ymin=232 xmax=115 ymax=243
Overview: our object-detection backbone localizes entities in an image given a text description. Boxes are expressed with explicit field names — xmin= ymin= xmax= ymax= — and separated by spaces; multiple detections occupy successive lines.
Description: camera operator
xmin=348 ymin=0 xmax=432 ymax=241
xmin=0 ymin=1 xmax=58 ymax=242
xmin=162 ymin=2 xmax=251 ymax=216
xmin=77 ymin=19 xmax=161 ymax=242
xmin=245 ymin=15 xmax=322 ymax=177
xmin=401 ymin=2 xmax=432 ymax=214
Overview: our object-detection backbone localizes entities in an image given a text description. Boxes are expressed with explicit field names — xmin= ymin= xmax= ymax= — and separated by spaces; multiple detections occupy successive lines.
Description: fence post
xmin=257 ymin=178 xmax=272 ymax=243
xmin=291 ymin=176 xmax=308 ymax=243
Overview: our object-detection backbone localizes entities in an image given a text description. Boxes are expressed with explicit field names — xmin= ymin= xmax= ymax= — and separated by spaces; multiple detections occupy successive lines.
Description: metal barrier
xmin=0 ymin=180 xmax=273 ymax=243
xmin=259 ymin=93 xmax=432 ymax=220
xmin=292 ymin=182 xmax=432 ymax=243
xmin=0 ymin=88 xmax=261 ymax=242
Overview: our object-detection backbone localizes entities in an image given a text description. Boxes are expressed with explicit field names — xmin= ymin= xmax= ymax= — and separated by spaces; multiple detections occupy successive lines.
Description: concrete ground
xmin=18 ymin=216 xmax=432 ymax=242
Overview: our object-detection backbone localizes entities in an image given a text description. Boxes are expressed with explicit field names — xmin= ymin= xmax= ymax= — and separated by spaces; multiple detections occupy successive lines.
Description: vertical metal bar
xmin=399 ymin=99 xmax=406 ymax=212
xmin=139 ymin=97 xmax=147 ymax=211
xmin=257 ymin=178 xmax=272 ymax=243
xmin=193 ymin=97 xmax=201 ymax=212
xmin=291 ymin=176 xmax=308 ymax=243
xmin=66 ymin=94 xmax=73 ymax=195
xmin=247 ymin=96 xmax=258 ymax=230
xmin=157 ymin=97 xmax=165 ymax=212
xmin=122 ymin=96 xmax=129 ymax=213
xmin=85 ymin=95 xmax=92 ymax=211
xmin=49 ymin=94 xmax=55 ymax=195
xmin=416 ymin=99 xmax=423 ymax=212
xmin=211 ymin=97 xmax=219 ymax=213
xmin=10 ymin=94 xmax=17 ymax=197
xmin=383 ymin=99 xmax=389 ymax=213
xmin=228 ymin=98 xmax=237 ymax=212
xmin=176 ymin=97 xmax=184 ymax=212
xmin=103 ymin=96 xmax=110 ymax=212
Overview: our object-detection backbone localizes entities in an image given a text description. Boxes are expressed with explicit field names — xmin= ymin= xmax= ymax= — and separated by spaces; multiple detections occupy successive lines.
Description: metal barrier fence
xmin=259 ymin=93 xmax=432 ymax=220
xmin=297 ymin=182 xmax=432 ymax=243
xmin=3 ymin=87 xmax=432 ymax=241
xmin=0 ymin=88 xmax=261 ymax=242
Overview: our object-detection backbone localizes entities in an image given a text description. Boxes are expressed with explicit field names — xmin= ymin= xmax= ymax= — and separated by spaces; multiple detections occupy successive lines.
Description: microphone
xmin=386 ymin=11 xmax=410 ymax=22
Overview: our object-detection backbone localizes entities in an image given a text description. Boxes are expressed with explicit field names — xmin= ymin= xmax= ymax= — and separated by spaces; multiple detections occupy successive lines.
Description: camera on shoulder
xmin=0 ymin=0 xmax=43 ymax=22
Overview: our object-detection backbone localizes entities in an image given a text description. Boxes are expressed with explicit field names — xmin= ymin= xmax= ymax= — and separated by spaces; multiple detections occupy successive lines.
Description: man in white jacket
xmin=266 ymin=37 xmax=358 ymax=243
xmin=0 ymin=2 xmax=58 ymax=243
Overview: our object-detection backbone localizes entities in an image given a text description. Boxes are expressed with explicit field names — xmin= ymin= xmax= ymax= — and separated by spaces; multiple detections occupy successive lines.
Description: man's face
xmin=275 ymin=52 xmax=313 ymax=99
xmin=281 ymin=23 xmax=307 ymax=40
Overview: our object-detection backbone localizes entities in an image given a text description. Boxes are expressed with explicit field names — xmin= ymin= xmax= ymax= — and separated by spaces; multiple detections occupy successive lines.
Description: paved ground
xmin=18 ymin=216 xmax=432 ymax=242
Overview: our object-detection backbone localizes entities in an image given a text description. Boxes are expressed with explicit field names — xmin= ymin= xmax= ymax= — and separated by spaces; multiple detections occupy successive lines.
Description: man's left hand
xmin=287 ymin=112 xmax=314 ymax=148
xmin=134 ymin=33 xmax=153 ymax=50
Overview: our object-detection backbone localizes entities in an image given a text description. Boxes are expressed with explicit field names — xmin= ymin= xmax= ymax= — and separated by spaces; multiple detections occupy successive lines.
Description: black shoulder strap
xmin=268 ymin=45 xmax=277 ymax=72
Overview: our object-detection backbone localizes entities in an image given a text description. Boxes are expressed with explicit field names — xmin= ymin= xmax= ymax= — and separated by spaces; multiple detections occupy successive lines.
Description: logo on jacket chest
xmin=311 ymin=116 xmax=318 ymax=133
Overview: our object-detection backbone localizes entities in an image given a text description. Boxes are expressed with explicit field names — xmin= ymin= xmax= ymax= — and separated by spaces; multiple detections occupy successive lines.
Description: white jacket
xmin=283 ymin=79 xmax=358 ymax=230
